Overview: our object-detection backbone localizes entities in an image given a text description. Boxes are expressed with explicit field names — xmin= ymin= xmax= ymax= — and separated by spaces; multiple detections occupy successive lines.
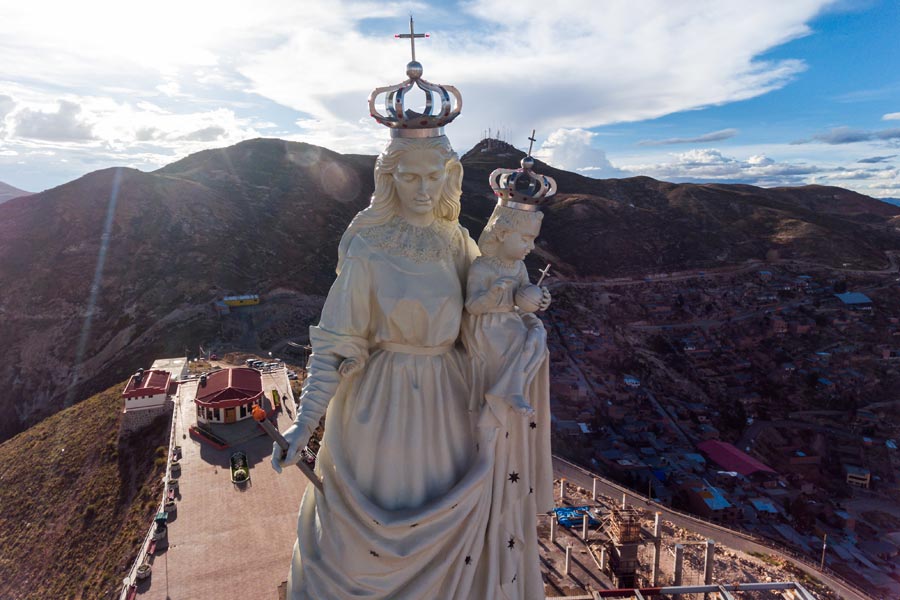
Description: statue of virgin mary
xmin=271 ymin=21 xmax=554 ymax=599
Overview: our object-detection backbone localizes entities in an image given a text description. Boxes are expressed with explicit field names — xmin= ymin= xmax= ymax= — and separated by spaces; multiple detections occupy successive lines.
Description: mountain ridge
xmin=0 ymin=180 xmax=33 ymax=204
xmin=1 ymin=137 xmax=899 ymax=442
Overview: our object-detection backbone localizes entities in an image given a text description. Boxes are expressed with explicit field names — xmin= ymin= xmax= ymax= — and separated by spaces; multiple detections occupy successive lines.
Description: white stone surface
xmin=276 ymin=137 xmax=554 ymax=599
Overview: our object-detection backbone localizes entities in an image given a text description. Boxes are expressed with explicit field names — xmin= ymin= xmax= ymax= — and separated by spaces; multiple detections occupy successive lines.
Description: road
xmin=547 ymin=251 xmax=899 ymax=292
xmin=552 ymin=455 xmax=874 ymax=600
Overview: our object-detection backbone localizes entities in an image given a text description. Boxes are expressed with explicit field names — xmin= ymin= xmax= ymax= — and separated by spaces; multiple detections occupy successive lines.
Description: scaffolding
xmin=604 ymin=506 xmax=644 ymax=587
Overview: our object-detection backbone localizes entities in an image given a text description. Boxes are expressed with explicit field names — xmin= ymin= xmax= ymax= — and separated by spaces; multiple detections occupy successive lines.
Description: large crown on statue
xmin=368 ymin=17 xmax=462 ymax=138
xmin=489 ymin=131 xmax=557 ymax=212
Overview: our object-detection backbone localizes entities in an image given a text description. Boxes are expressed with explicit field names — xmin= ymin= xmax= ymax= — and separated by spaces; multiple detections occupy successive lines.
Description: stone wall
xmin=121 ymin=399 xmax=174 ymax=435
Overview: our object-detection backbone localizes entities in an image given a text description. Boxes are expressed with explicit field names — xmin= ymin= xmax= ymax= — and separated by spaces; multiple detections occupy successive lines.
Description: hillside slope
xmin=2 ymin=137 xmax=900 ymax=442
xmin=0 ymin=140 xmax=374 ymax=441
xmin=0 ymin=381 xmax=168 ymax=600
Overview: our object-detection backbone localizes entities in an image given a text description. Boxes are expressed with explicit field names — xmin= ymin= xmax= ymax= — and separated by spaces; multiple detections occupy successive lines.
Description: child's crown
xmin=489 ymin=131 xmax=557 ymax=212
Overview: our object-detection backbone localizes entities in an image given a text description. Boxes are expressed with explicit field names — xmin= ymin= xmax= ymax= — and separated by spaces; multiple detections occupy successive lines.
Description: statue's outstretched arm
xmin=273 ymin=246 xmax=371 ymax=473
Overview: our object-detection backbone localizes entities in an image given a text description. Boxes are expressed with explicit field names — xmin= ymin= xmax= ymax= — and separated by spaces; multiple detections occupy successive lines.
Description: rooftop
xmin=697 ymin=440 xmax=776 ymax=477
xmin=195 ymin=367 xmax=262 ymax=407
xmin=834 ymin=291 xmax=873 ymax=305
xmin=122 ymin=370 xmax=171 ymax=398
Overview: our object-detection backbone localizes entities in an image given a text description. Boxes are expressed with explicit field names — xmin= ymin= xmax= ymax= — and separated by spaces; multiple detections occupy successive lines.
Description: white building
xmin=122 ymin=368 xmax=172 ymax=412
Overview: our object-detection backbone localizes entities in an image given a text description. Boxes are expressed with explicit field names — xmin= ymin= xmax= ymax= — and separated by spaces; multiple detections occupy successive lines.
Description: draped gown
xmin=287 ymin=217 xmax=553 ymax=599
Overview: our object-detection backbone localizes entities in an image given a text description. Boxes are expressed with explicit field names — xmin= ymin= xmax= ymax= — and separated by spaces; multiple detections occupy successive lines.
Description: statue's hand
xmin=508 ymin=394 xmax=536 ymax=418
xmin=538 ymin=286 xmax=552 ymax=311
xmin=489 ymin=277 xmax=516 ymax=297
xmin=338 ymin=357 xmax=363 ymax=378
xmin=271 ymin=423 xmax=311 ymax=474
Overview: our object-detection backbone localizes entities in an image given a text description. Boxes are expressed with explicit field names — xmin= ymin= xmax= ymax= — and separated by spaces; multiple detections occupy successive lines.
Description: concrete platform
xmin=136 ymin=370 xmax=305 ymax=600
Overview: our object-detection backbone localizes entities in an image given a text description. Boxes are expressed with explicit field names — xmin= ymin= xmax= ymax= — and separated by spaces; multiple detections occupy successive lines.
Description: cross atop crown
xmin=395 ymin=17 xmax=429 ymax=62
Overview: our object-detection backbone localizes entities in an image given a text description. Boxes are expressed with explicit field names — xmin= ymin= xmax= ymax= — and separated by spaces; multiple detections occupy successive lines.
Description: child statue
xmin=460 ymin=144 xmax=557 ymax=598
xmin=465 ymin=205 xmax=551 ymax=415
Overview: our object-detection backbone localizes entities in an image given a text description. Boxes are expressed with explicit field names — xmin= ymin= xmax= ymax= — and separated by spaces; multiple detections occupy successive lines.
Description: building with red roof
xmin=122 ymin=369 xmax=172 ymax=412
xmin=697 ymin=440 xmax=777 ymax=478
xmin=195 ymin=368 xmax=263 ymax=424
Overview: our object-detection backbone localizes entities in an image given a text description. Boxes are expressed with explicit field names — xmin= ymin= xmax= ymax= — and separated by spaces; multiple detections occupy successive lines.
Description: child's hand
xmin=538 ymin=286 xmax=552 ymax=311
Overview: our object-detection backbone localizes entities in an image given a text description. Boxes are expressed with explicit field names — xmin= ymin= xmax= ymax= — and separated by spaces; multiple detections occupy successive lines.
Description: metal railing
xmin=119 ymin=396 xmax=181 ymax=599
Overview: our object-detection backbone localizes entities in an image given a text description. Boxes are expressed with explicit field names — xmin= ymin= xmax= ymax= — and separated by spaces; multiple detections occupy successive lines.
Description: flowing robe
xmin=288 ymin=218 xmax=552 ymax=599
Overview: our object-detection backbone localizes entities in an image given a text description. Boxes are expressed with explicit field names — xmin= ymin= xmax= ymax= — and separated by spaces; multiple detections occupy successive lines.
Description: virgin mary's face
xmin=392 ymin=149 xmax=447 ymax=223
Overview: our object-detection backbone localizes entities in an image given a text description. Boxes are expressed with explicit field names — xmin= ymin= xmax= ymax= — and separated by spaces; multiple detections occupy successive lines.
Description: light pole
xmin=819 ymin=533 xmax=827 ymax=570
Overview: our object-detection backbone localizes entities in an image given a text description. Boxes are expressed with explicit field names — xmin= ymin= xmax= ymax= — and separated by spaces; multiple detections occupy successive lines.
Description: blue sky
xmin=0 ymin=0 xmax=898 ymax=198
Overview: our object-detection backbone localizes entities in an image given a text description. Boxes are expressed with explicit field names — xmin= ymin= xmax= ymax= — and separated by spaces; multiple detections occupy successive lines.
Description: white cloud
xmin=0 ymin=0 xmax=840 ymax=189
xmin=83 ymin=0 xmax=825 ymax=154
xmin=13 ymin=100 xmax=95 ymax=141
xmin=0 ymin=95 xmax=14 ymax=119
xmin=623 ymin=148 xmax=818 ymax=186
xmin=884 ymin=112 xmax=900 ymax=121
xmin=616 ymin=144 xmax=900 ymax=197
xmin=0 ymin=94 xmax=15 ymax=137
xmin=795 ymin=126 xmax=900 ymax=145
xmin=638 ymin=129 xmax=739 ymax=146
xmin=534 ymin=128 xmax=624 ymax=177
xmin=245 ymin=2 xmax=823 ymax=157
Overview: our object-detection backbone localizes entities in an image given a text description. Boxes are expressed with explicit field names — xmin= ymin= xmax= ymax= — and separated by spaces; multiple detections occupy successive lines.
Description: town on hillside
xmin=541 ymin=260 xmax=900 ymax=596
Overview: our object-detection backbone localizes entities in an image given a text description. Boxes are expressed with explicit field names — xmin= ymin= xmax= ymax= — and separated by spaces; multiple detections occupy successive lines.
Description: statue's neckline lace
xmin=362 ymin=216 xmax=459 ymax=263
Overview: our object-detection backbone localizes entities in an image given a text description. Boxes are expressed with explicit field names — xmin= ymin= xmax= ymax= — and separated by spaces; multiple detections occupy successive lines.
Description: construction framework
xmin=547 ymin=580 xmax=819 ymax=600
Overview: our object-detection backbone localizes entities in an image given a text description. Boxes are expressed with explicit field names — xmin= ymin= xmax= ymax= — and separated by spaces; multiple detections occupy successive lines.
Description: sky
xmin=0 ymin=0 xmax=898 ymax=198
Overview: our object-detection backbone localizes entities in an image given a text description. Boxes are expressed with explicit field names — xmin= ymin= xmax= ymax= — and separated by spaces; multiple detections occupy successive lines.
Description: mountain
xmin=0 ymin=140 xmax=374 ymax=442
xmin=460 ymin=140 xmax=900 ymax=278
xmin=0 ymin=180 xmax=32 ymax=204
xmin=0 ymin=380 xmax=168 ymax=599
xmin=880 ymin=197 xmax=900 ymax=207
xmin=2 ymin=137 xmax=900 ymax=442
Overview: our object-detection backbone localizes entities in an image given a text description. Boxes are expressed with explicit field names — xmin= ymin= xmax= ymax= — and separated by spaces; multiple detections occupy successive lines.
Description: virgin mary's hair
xmin=477 ymin=205 xmax=543 ymax=257
xmin=337 ymin=136 xmax=463 ymax=273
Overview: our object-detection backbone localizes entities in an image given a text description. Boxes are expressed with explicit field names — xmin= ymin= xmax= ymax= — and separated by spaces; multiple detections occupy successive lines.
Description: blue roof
xmin=695 ymin=482 xmax=731 ymax=511
xmin=750 ymin=498 xmax=778 ymax=513
xmin=834 ymin=292 xmax=872 ymax=305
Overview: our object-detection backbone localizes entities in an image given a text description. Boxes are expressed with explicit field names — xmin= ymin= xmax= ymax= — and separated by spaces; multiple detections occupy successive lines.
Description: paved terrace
xmin=135 ymin=369 xmax=304 ymax=600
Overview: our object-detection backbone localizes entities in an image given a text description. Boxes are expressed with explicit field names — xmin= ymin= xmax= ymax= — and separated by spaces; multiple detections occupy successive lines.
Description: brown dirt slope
xmin=0 ymin=382 xmax=168 ymax=600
